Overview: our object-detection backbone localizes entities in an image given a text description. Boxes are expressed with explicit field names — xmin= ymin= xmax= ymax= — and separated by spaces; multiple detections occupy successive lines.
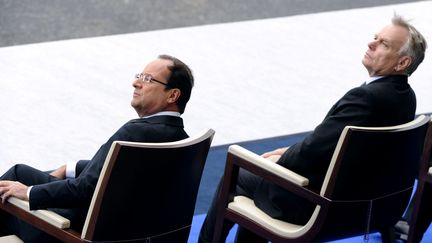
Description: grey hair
xmin=392 ymin=14 xmax=427 ymax=76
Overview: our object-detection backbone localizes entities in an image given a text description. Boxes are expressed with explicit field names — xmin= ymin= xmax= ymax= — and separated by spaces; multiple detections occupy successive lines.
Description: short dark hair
xmin=158 ymin=54 xmax=194 ymax=114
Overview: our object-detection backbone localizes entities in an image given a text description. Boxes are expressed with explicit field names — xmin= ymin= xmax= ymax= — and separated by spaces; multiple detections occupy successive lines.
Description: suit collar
xmin=142 ymin=111 xmax=181 ymax=119
xmin=131 ymin=115 xmax=184 ymax=127
xmin=368 ymin=75 xmax=408 ymax=85
xmin=365 ymin=76 xmax=384 ymax=85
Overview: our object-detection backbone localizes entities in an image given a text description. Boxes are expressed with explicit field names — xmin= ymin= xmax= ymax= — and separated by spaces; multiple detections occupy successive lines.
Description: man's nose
xmin=132 ymin=79 xmax=141 ymax=88
xmin=368 ymin=40 xmax=377 ymax=50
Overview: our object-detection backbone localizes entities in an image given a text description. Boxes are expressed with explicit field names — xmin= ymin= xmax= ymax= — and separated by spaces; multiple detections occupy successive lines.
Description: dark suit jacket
xmin=254 ymin=75 xmax=417 ymax=224
xmin=29 ymin=115 xmax=188 ymax=228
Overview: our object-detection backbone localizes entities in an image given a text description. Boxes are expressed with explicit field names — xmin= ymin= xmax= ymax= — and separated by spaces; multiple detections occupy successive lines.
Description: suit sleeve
xmin=75 ymin=160 xmax=90 ymax=177
xmin=29 ymin=125 xmax=133 ymax=210
xmin=278 ymin=87 xmax=373 ymax=175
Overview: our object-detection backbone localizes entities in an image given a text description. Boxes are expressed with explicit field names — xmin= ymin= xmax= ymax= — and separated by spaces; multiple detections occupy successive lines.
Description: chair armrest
xmin=0 ymin=235 xmax=23 ymax=243
xmin=7 ymin=197 xmax=70 ymax=229
xmin=229 ymin=145 xmax=309 ymax=186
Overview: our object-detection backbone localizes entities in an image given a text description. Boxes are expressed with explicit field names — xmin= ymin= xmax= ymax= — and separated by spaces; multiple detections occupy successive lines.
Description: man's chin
xmin=130 ymin=101 xmax=138 ymax=109
xmin=362 ymin=59 xmax=371 ymax=69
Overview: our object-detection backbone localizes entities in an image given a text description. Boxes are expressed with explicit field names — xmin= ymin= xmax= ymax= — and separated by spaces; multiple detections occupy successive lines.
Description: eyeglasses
xmin=134 ymin=73 xmax=169 ymax=87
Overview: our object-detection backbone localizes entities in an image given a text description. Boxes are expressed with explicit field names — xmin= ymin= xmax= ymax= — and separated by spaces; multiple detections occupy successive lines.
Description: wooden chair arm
xmin=226 ymin=145 xmax=328 ymax=206
xmin=212 ymin=145 xmax=329 ymax=242
xmin=7 ymin=197 xmax=70 ymax=229
xmin=0 ymin=197 xmax=82 ymax=242
xmin=0 ymin=235 xmax=23 ymax=243
xmin=229 ymin=145 xmax=309 ymax=186
xmin=427 ymin=167 xmax=432 ymax=184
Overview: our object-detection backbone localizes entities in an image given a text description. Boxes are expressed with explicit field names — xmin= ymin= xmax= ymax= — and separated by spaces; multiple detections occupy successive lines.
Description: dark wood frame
xmin=407 ymin=122 xmax=432 ymax=243
xmin=0 ymin=201 xmax=83 ymax=242
xmin=213 ymin=116 xmax=430 ymax=243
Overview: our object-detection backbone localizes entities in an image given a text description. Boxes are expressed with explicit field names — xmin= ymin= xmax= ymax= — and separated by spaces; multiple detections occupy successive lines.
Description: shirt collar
xmin=142 ymin=111 xmax=181 ymax=119
xmin=365 ymin=76 xmax=385 ymax=85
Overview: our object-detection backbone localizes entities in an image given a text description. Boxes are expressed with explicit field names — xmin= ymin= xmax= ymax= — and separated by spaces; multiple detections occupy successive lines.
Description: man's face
xmin=362 ymin=24 xmax=409 ymax=76
xmin=131 ymin=58 xmax=174 ymax=117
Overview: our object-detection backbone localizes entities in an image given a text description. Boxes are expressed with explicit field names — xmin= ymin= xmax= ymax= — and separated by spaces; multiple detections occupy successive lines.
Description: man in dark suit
xmin=199 ymin=15 xmax=427 ymax=243
xmin=0 ymin=54 xmax=194 ymax=242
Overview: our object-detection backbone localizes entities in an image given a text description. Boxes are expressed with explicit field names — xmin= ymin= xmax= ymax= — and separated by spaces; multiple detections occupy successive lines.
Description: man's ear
xmin=167 ymin=88 xmax=181 ymax=104
xmin=395 ymin=55 xmax=412 ymax=72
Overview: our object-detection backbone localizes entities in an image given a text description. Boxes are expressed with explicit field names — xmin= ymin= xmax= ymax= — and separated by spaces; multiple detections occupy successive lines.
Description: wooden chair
xmin=407 ymin=118 xmax=432 ymax=243
xmin=0 ymin=129 xmax=215 ymax=242
xmin=213 ymin=116 xmax=430 ymax=243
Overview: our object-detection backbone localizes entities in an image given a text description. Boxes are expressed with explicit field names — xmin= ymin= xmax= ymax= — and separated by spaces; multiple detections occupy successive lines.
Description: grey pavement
xmin=0 ymin=0 xmax=426 ymax=47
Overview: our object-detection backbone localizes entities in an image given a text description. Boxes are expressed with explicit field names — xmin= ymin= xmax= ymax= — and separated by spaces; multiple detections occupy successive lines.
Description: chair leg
xmin=407 ymin=183 xmax=432 ymax=243
xmin=380 ymin=226 xmax=396 ymax=243
xmin=213 ymin=217 xmax=227 ymax=243
xmin=234 ymin=226 xmax=268 ymax=243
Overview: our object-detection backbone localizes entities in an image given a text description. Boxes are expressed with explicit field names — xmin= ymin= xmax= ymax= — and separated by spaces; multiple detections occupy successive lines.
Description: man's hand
xmin=0 ymin=180 xmax=29 ymax=203
xmin=261 ymin=147 xmax=289 ymax=162
xmin=50 ymin=165 xmax=67 ymax=179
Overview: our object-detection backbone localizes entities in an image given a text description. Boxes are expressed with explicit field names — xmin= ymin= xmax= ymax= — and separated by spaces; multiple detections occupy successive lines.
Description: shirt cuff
xmin=66 ymin=161 xmax=78 ymax=178
xmin=27 ymin=186 xmax=33 ymax=200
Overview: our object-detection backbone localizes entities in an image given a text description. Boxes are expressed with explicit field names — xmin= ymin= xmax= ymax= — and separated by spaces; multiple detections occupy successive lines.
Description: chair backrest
xmin=81 ymin=129 xmax=215 ymax=242
xmin=317 ymin=116 xmax=430 ymax=240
